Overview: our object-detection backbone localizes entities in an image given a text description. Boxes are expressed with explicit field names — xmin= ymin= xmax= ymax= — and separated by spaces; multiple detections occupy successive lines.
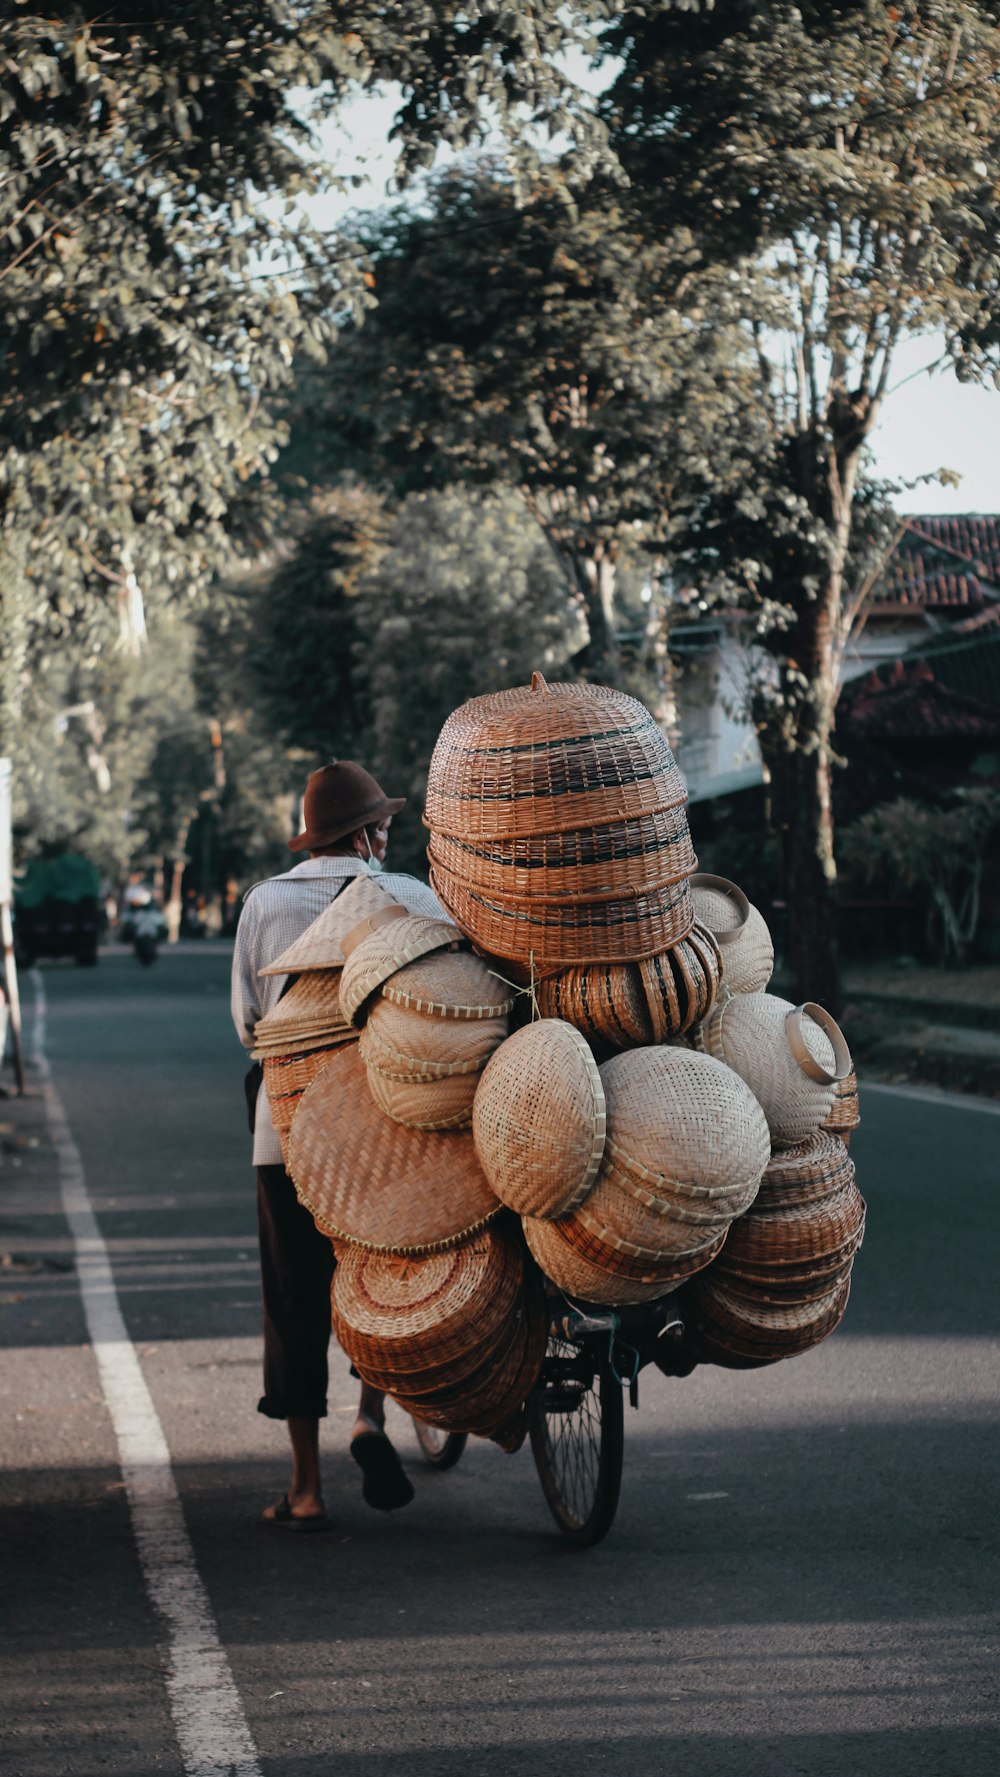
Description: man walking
xmin=232 ymin=759 xmax=448 ymax=1530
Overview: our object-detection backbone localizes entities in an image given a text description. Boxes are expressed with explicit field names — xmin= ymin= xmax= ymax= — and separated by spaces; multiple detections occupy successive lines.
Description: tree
xmin=840 ymin=790 xmax=1000 ymax=965
xmin=308 ymin=163 xmax=762 ymax=678
xmin=0 ymin=3 xmax=606 ymax=754
xmin=594 ymin=0 xmax=1000 ymax=1006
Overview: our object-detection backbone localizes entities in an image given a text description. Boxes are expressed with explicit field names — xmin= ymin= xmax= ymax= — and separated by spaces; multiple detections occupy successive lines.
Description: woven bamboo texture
xmin=251 ymin=969 xmax=350 ymax=1057
xmin=427 ymin=804 xmax=697 ymax=900
xmin=555 ymin=1213 xmax=726 ymax=1284
xmin=535 ymin=961 xmax=653 ymax=1049
xmin=430 ymin=864 xmax=695 ymax=969
xmin=288 ymin=1044 xmax=500 ymax=1253
xmin=367 ymin=998 xmax=508 ymax=1070
xmin=601 ymin=1144 xmax=762 ymax=1226
xmin=522 ymin=1214 xmax=688 ymax=1306
xmin=423 ymin=676 xmax=689 ymax=842
xmin=263 ymin=1046 xmax=342 ymax=1100
xmin=471 ymin=1020 xmax=607 ymax=1219
xmin=338 ymin=916 xmax=461 ymax=1025
xmin=330 ymin=1223 xmax=523 ymax=1373
xmin=701 ymin=993 xmax=851 ymax=1146
xmin=259 ymin=877 xmax=410 ymax=976
xmin=380 ymin=949 xmax=515 ymax=1021
xmin=365 ymin=1063 xmax=478 ymax=1131
xmin=823 ymin=1070 xmax=861 ymax=1143
xmin=679 ymin=1270 xmax=851 ymax=1365
xmin=394 ymin=1275 xmax=548 ymax=1437
xmin=574 ymin=1163 xmax=742 ymax=1257
xmin=712 ymin=1132 xmax=865 ymax=1291
xmin=690 ymin=875 xmax=775 ymax=995
xmin=599 ymin=1046 xmax=771 ymax=1198
xmin=638 ymin=922 xmax=723 ymax=1039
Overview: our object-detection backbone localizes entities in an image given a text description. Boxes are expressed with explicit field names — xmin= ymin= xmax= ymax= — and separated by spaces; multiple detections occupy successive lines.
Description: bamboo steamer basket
xmin=823 ymin=1070 xmax=861 ymax=1147
xmin=427 ymin=803 xmax=697 ymax=900
xmin=380 ymin=948 xmax=515 ymax=1021
xmin=713 ymin=1132 xmax=865 ymax=1292
xmin=471 ymin=1020 xmax=607 ymax=1218
xmin=289 ymin=1044 xmax=500 ymax=1254
xmin=429 ymin=863 xmax=695 ymax=970
xmin=700 ymin=994 xmax=852 ymax=1146
xmin=424 ymin=672 xmax=690 ymax=842
xmin=638 ymin=921 xmax=723 ymax=1040
xmin=523 ymin=1213 xmax=688 ymax=1305
xmin=367 ymin=998 xmax=508 ymax=1072
xmin=679 ymin=1270 xmax=852 ymax=1367
xmin=338 ymin=916 xmax=462 ymax=1025
xmin=690 ymin=874 xmax=774 ymax=995
xmin=598 ymin=1047 xmax=772 ymax=1209
xmin=365 ymin=1063 xmax=478 ymax=1131
xmin=535 ymin=961 xmax=653 ymax=1049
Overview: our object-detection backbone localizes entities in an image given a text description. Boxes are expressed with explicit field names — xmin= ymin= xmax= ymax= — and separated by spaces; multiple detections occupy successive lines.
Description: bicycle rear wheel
xmin=411 ymin=1417 xmax=468 ymax=1470
xmin=528 ymin=1334 xmax=624 ymax=1546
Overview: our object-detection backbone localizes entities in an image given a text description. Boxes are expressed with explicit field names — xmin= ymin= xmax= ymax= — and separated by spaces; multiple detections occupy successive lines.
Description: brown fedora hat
xmin=289 ymin=760 xmax=406 ymax=853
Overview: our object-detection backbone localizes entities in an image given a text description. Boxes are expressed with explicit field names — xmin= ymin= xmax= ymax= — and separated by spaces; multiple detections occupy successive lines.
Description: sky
xmin=306 ymin=91 xmax=1000 ymax=519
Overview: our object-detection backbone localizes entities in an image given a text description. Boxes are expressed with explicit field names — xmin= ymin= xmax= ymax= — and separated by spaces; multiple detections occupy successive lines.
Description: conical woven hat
xmin=381 ymin=948 xmax=516 ymax=1021
xmin=600 ymin=1046 xmax=771 ymax=1197
xmin=288 ymin=1043 xmax=500 ymax=1253
xmin=472 ymin=1020 xmax=607 ymax=1218
xmin=251 ymin=970 xmax=350 ymax=1056
xmin=259 ymin=875 xmax=409 ymax=976
xmin=691 ymin=874 xmax=774 ymax=995
xmin=339 ymin=916 xmax=463 ymax=1025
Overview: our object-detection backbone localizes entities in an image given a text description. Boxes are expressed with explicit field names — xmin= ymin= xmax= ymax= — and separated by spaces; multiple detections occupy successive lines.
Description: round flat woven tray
xmin=367 ymin=998 xmax=508 ymax=1071
xmin=599 ymin=1046 xmax=772 ymax=1198
xmin=288 ymin=1044 xmax=501 ymax=1254
xmin=259 ymin=877 xmax=412 ymax=976
xmin=380 ymin=948 xmax=516 ymax=1021
xmin=472 ymin=1020 xmax=607 ymax=1219
xmin=365 ymin=1063 xmax=478 ymax=1131
xmin=523 ymin=1214 xmax=687 ymax=1306
xmin=424 ymin=675 xmax=689 ymax=842
xmin=360 ymin=1022 xmax=492 ymax=1082
xmin=430 ymin=865 xmax=695 ymax=969
xmin=339 ymin=916 xmax=461 ymax=1025
xmin=427 ymin=804 xmax=697 ymax=900
xmin=331 ymin=1223 xmax=523 ymax=1374
xmin=535 ymin=960 xmax=653 ymax=1049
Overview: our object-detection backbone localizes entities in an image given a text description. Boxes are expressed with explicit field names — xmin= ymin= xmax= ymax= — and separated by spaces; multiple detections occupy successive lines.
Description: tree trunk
xmin=761 ymin=732 xmax=841 ymax=1013
xmin=567 ymin=545 xmax=620 ymax=680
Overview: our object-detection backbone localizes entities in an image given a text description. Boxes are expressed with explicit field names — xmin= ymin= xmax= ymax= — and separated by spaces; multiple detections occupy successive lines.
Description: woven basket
xmin=472 ymin=1020 xmax=607 ymax=1219
xmin=599 ymin=1046 xmax=772 ymax=1202
xmin=365 ymin=1063 xmax=478 ymax=1131
xmin=690 ymin=874 xmax=774 ymax=996
xmin=823 ymin=1070 xmax=861 ymax=1146
xmin=430 ymin=863 xmax=695 ymax=970
xmin=424 ymin=673 xmax=689 ymax=842
xmin=380 ymin=948 xmax=515 ymax=1021
xmin=396 ymin=1274 xmax=548 ymax=1437
xmin=365 ymin=1002 xmax=507 ymax=1066
xmin=638 ymin=922 xmax=723 ymax=1040
xmin=288 ymin=1044 xmax=500 ymax=1253
xmin=679 ymin=1269 xmax=851 ymax=1366
xmin=260 ymin=877 xmax=412 ymax=976
xmin=576 ymin=1160 xmax=746 ymax=1256
xmin=523 ymin=1214 xmax=687 ymax=1306
xmin=251 ymin=969 xmax=350 ymax=1057
xmin=535 ymin=961 xmax=653 ymax=1049
xmin=331 ymin=1223 xmax=523 ymax=1376
xmin=263 ymin=1046 xmax=342 ymax=1101
xmin=715 ymin=1131 xmax=865 ymax=1286
xmin=339 ymin=916 xmax=461 ymax=1026
xmin=700 ymin=994 xmax=852 ymax=1146
xmin=427 ymin=803 xmax=698 ymax=900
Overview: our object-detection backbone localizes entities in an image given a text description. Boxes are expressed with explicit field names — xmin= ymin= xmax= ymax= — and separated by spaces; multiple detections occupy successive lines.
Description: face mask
xmin=363 ymin=831 xmax=383 ymax=875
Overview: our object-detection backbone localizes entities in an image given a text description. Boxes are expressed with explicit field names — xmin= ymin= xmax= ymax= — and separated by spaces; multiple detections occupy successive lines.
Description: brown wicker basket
xmin=427 ymin=803 xmax=697 ymax=900
xmin=823 ymin=1070 xmax=861 ymax=1146
xmin=522 ymin=1214 xmax=688 ymax=1306
xmin=679 ymin=1270 xmax=852 ymax=1367
xmin=430 ymin=864 xmax=695 ymax=969
xmin=714 ymin=1131 xmax=866 ymax=1284
xmin=424 ymin=674 xmax=689 ymax=842
xmin=471 ymin=1020 xmax=607 ymax=1219
xmin=535 ymin=961 xmax=653 ymax=1049
xmin=365 ymin=1063 xmax=478 ymax=1131
xmin=638 ymin=922 xmax=723 ymax=1040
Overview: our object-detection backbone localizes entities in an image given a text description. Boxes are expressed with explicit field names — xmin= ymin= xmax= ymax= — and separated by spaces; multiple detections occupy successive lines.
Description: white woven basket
xmin=701 ymin=992 xmax=851 ymax=1146
xmin=690 ymin=874 xmax=774 ymax=995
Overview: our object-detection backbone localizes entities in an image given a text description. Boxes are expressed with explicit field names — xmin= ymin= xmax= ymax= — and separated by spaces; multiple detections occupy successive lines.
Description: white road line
xmin=860 ymin=1078 xmax=1000 ymax=1116
xmin=31 ymin=973 xmax=263 ymax=1777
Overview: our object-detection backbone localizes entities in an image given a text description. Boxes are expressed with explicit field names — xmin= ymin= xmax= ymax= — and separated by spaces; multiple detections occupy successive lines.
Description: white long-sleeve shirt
xmin=231 ymin=855 xmax=448 ymax=1165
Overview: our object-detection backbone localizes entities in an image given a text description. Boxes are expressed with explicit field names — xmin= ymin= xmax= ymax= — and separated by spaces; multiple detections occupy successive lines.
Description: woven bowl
xmin=679 ymin=1269 xmax=852 ymax=1367
xmin=427 ymin=803 xmax=698 ymax=900
xmin=289 ymin=1044 xmax=500 ymax=1253
xmin=523 ymin=1214 xmax=687 ymax=1306
xmin=424 ymin=673 xmax=689 ymax=842
xmin=638 ymin=921 xmax=723 ymax=1040
xmin=365 ymin=1063 xmax=478 ymax=1131
xmin=823 ymin=1069 xmax=861 ymax=1146
xmin=362 ymin=1002 xmax=508 ymax=1077
xmin=700 ymin=994 xmax=852 ymax=1146
xmin=380 ymin=948 xmax=516 ymax=1022
xmin=472 ymin=1020 xmax=607 ymax=1219
xmin=535 ymin=961 xmax=653 ymax=1049
xmin=599 ymin=1046 xmax=772 ymax=1203
xmin=690 ymin=874 xmax=774 ymax=996
xmin=339 ymin=916 xmax=462 ymax=1026
xmin=260 ymin=877 xmax=413 ymax=976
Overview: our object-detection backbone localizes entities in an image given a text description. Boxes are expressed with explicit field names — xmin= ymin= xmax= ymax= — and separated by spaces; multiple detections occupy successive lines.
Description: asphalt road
xmin=1 ymin=948 xmax=997 ymax=1777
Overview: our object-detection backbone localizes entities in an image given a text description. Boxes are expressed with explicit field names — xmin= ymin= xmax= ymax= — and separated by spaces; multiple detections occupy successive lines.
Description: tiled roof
xmin=876 ymin=514 xmax=1000 ymax=611
xmin=840 ymin=658 xmax=1000 ymax=740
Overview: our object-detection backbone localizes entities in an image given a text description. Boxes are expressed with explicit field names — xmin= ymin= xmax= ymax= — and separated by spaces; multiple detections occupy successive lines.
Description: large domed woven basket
xmin=535 ymin=961 xmax=654 ymax=1049
xmin=288 ymin=1044 xmax=500 ymax=1253
xmin=424 ymin=673 xmax=689 ymax=842
xmin=598 ymin=1047 xmax=772 ymax=1207
xmin=700 ymin=994 xmax=851 ymax=1146
xmin=472 ymin=1020 xmax=607 ymax=1218
xmin=427 ymin=803 xmax=697 ymax=900
xmin=428 ymin=866 xmax=695 ymax=970
xmin=690 ymin=875 xmax=774 ymax=996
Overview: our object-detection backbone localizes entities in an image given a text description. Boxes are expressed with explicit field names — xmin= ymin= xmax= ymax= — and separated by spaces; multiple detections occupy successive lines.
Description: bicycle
xmin=410 ymin=1288 xmax=695 ymax=1546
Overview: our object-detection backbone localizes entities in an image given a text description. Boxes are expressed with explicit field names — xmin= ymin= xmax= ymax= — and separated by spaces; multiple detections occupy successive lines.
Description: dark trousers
xmin=256 ymin=1164 xmax=335 ymax=1420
